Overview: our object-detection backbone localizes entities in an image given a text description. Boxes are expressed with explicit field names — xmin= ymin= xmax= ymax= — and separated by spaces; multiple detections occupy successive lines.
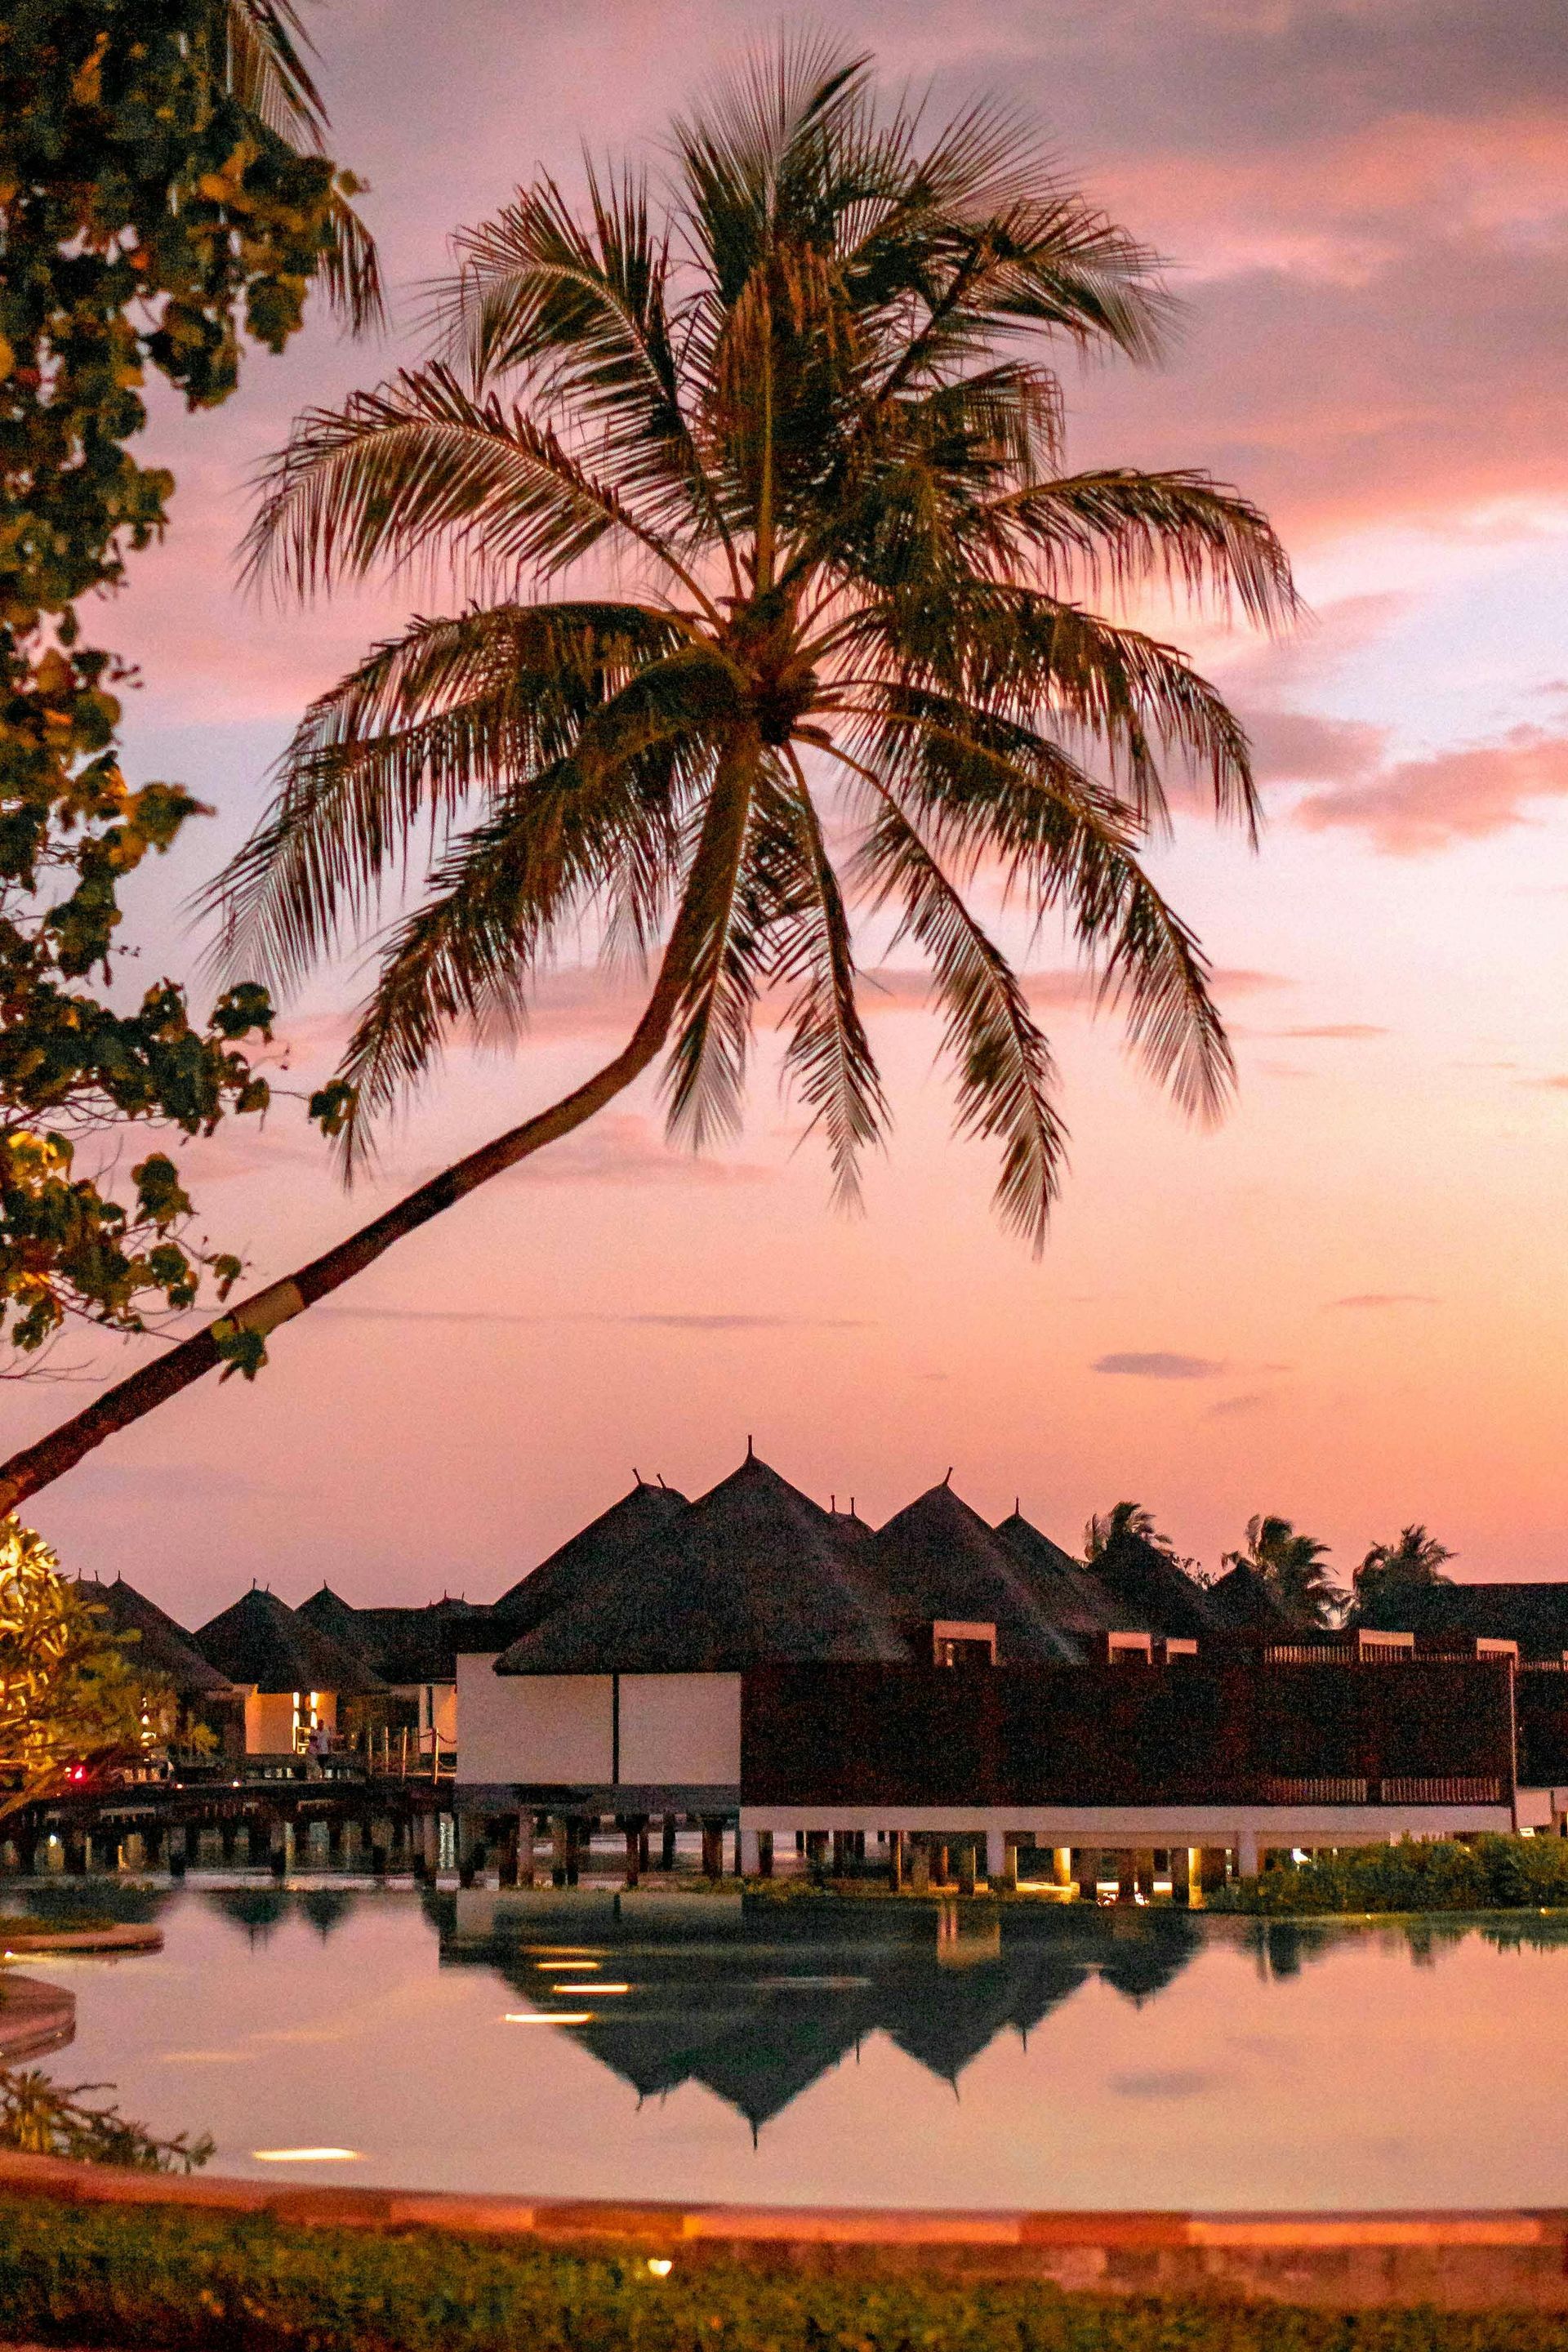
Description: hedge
xmin=1209 ymin=1834 xmax=1568 ymax=1915
xmin=1 ymin=2198 xmax=1568 ymax=2352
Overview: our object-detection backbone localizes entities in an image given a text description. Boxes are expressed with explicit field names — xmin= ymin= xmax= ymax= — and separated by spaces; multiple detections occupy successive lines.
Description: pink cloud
xmin=1294 ymin=725 xmax=1568 ymax=853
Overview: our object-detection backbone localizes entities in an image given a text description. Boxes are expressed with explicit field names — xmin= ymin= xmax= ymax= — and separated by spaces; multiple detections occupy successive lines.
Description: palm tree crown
xmin=1084 ymin=1499 xmax=1171 ymax=1563
xmin=1225 ymin=1512 xmax=1343 ymax=1628
xmin=212 ymin=37 xmax=1297 ymax=1245
xmin=1351 ymin=1524 xmax=1454 ymax=1625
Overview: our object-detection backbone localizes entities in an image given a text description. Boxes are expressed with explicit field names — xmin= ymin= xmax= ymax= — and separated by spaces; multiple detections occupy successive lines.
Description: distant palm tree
xmin=0 ymin=36 xmax=1295 ymax=1512
xmin=1350 ymin=1524 xmax=1454 ymax=1626
xmin=1085 ymin=1501 xmax=1168 ymax=1562
xmin=1224 ymin=1513 xmax=1343 ymax=1628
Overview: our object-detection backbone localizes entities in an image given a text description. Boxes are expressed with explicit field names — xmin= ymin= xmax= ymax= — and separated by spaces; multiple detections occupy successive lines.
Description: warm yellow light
xmin=503 ymin=2011 xmax=592 ymax=2025
xmin=553 ymin=1982 xmax=629 ymax=1994
xmin=647 ymin=2259 xmax=673 ymax=2278
xmin=545 ymin=1959 xmax=599 ymax=1971
xmin=252 ymin=2149 xmax=360 ymax=2163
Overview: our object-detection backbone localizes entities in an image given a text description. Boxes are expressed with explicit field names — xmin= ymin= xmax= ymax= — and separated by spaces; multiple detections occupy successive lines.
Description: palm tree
xmin=0 ymin=38 xmax=1294 ymax=1512
xmin=1223 ymin=1512 xmax=1343 ymax=1628
xmin=224 ymin=1 xmax=382 ymax=327
xmin=1084 ymin=1502 xmax=1169 ymax=1562
xmin=1350 ymin=1525 xmax=1454 ymax=1627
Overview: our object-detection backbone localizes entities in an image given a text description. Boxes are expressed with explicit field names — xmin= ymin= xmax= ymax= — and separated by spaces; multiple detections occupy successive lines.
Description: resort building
xmin=50 ymin=1452 xmax=1568 ymax=1891
xmin=194 ymin=1588 xmax=385 ymax=1757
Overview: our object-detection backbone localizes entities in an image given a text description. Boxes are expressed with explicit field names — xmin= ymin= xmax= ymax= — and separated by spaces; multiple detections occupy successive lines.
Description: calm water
xmin=8 ymin=1882 xmax=1568 ymax=2210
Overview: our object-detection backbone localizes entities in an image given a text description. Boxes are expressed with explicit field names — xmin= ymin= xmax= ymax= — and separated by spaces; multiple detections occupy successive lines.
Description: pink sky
xmin=14 ymin=0 xmax=1568 ymax=1615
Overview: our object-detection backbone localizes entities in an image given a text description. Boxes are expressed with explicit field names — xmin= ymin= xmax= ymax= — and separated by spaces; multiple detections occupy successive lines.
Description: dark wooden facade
xmin=740 ymin=1656 xmax=1519 ymax=1809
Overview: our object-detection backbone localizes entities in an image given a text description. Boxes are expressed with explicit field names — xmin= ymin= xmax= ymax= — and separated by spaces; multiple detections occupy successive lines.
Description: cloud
xmin=1092 ymin=1352 xmax=1227 ymax=1380
xmin=1294 ymin=726 xmax=1568 ymax=853
xmin=1330 ymin=1293 xmax=1440 ymax=1308
xmin=1205 ymin=1392 xmax=1271 ymax=1419
xmin=321 ymin=1305 xmax=870 ymax=1331
xmin=1108 ymin=2069 xmax=1215 ymax=2100
xmin=1517 ymin=1074 xmax=1568 ymax=1092
xmin=1271 ymin=1024 xmax=1389 ymax=1040
xmin=510 ymin=1114 xmax=772 ymax=1188
xmin=1246 ymin=706 xmax=1568 ymax=856
xmin=862 ymin=964 xmax=1291 ymax=1016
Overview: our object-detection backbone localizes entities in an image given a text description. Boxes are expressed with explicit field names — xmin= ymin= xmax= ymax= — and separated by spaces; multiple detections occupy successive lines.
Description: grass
xmin=0 ymin=1912 xmax=118 ymax=1938
xmin=0 ymin=2198 xmax=1567 ymax=2352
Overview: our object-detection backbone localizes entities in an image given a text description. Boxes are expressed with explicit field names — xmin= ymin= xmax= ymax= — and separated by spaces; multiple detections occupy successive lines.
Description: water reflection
xmin=431 ymin=1895 xmax=1205 ymax=2133
xmin=7 ymin=1883 xmax=1568 ymax=2205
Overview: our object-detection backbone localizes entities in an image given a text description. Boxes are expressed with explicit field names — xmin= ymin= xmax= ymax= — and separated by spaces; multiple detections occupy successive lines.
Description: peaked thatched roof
xmin=1087 ymin=1530 xmax=1223 ymax=1642
xmin=493 ymin=1479 xmax=689 ymax=1639
xmin=1204 ymin=1560 xmax=1296 ymax=1634
xmin=295 ymin=1584 xmax=367 ymax=1655
xmin=496 ymin=1454 xmax=909 ymax=1675
xmin=194 ymin=1588 xmax=385 ymax=1695
xmin=78 ymin=1577 xmax=236 ymax=1698
xmin=866 ymin=1483 xmax=1082 ymax=1663
xmin=991 ymin=1512 xmax=1134 ymax=1634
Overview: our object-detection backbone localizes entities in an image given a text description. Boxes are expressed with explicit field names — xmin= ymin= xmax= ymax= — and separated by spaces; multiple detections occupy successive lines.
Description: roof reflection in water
xmin=431 ymin=1894 xmax=1205 ymax=2133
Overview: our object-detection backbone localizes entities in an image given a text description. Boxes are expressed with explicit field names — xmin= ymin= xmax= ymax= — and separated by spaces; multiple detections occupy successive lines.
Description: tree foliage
xmin=0 ymin=1515 xmax=145 ymax=1813
xmin=0 ymin=0 xmax=378 ymax=1358
xmin=0 ymin=2065 xmax=213 ymax=2170
xmin=213 ymin=36 xmax=1296 ymax=1256
xmin=1084 ymin=1499 xmax=1169 ymax=1563
xmin=1224 ymin=1511 xmax=1344 ymax=1628
xmin=1350 ymin=1522 xmax=1455 ymax=1628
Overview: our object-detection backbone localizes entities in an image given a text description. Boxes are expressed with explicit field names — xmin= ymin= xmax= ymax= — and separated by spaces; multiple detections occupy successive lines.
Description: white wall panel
xmin=618 ymin=1673 xmax=740 ymax=1785
xmin=456 ymin=1656 xmax=612 ymax=1784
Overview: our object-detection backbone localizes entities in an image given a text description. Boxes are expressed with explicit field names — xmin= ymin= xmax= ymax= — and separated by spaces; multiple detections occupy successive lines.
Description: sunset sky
xmin=17 ymin=0 xmax=1568 ymax=1617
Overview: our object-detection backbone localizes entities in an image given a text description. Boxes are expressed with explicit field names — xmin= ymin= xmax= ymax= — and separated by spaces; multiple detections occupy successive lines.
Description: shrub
xmin=1210 ymin=1834 xmax=1568 ymax=1915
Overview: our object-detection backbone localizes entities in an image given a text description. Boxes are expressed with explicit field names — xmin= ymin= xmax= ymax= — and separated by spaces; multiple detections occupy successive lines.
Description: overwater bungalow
xmin=193 ymin=1588 xmax=385 ymax=1757
xmin=297 ymin=1588 xmax=507 ymax=1756
xmin=77 ymin=1575 xmax=243 ymax=1755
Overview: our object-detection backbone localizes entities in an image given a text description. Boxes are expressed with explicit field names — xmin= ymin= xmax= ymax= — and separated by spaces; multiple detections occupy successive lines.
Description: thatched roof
xmin=496 ymin=1453 xmax=909 ymax=1675
xmin=194 ymin=1588 xmax=385 ymax=1695
xmin=78 ymin=1577 xmax=236 ymax=1698
xmin=493 ymin=1479 xmax=689 ymax=1639
xmin=865 ymin=1482 xmax=1083 ymax=1663
xmin=295 ymin=1584 xmax=367 ymax=1655
xmin=1087 ymin=1530 xmax=1223 ymax=1641
xmin=296 ymin=1584 xmax=509 ymax=1680
xmin=991 ymin=1512 xmax=1134 ymax=1634
xmin=1204 ymin=1560 xmax=1295 ymax=1634
xmin=1355 ymin=1580 xmax=1568 ymax=1659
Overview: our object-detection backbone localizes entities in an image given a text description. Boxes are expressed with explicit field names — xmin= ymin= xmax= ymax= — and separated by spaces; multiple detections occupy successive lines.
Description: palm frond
xmin=431 ymin=169 xmax=730 ymax=561
xmin=989 ymin=469 xmax=1300 ymax=631
xmin=851 ymin=772 xmax=1066 ymax=1249
xmin=244 ymin=365 xmax=707 ymax=607
xmin=223 ymin=0 xmax=325 ymax=143
xmin=336 ymin=653 xmax=741 ymax=1151
xmin=768 ymin=754 xmax=887 ymax=1205
xmin=318 ymin=181 xmax=386 ymax=336
xmin=858 ymin=695 xmax=1235 ymax=1121
xmin=836 ymin=587 xmax=1261 ymax=835
xmin=660 ymin=733 xmax=767 ymax=1151
xmin=203 ymin=603 xmax=686 ymax=991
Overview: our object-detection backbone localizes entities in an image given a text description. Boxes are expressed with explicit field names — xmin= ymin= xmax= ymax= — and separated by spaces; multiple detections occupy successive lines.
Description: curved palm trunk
xmin=0 ymin=984 xmax=675 ymax=1517
xmin=0 ymin=733 xmax=760 ymax=1518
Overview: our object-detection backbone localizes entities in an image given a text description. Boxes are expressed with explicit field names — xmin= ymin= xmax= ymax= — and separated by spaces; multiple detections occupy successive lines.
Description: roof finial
xmin=632 ymin=1466 xmax=641 ymax=1486
xmin=831 ymin=1493 xmax=836 ymax=1513
xmin=849 ymin=1495 xmax=856 ymax=1517
xmin=1015 ymin=1495 xmax=1020 ymax=1516
xmin=944 ymin=1466 xmax=953 ymax=1486
xmin=746 ymin=1433 xmax=755 ymax=1460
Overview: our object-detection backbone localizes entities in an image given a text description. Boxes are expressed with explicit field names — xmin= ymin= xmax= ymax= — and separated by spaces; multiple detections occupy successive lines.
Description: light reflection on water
xmin=9 ymin=1883 xmax=1568 ymax=2211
